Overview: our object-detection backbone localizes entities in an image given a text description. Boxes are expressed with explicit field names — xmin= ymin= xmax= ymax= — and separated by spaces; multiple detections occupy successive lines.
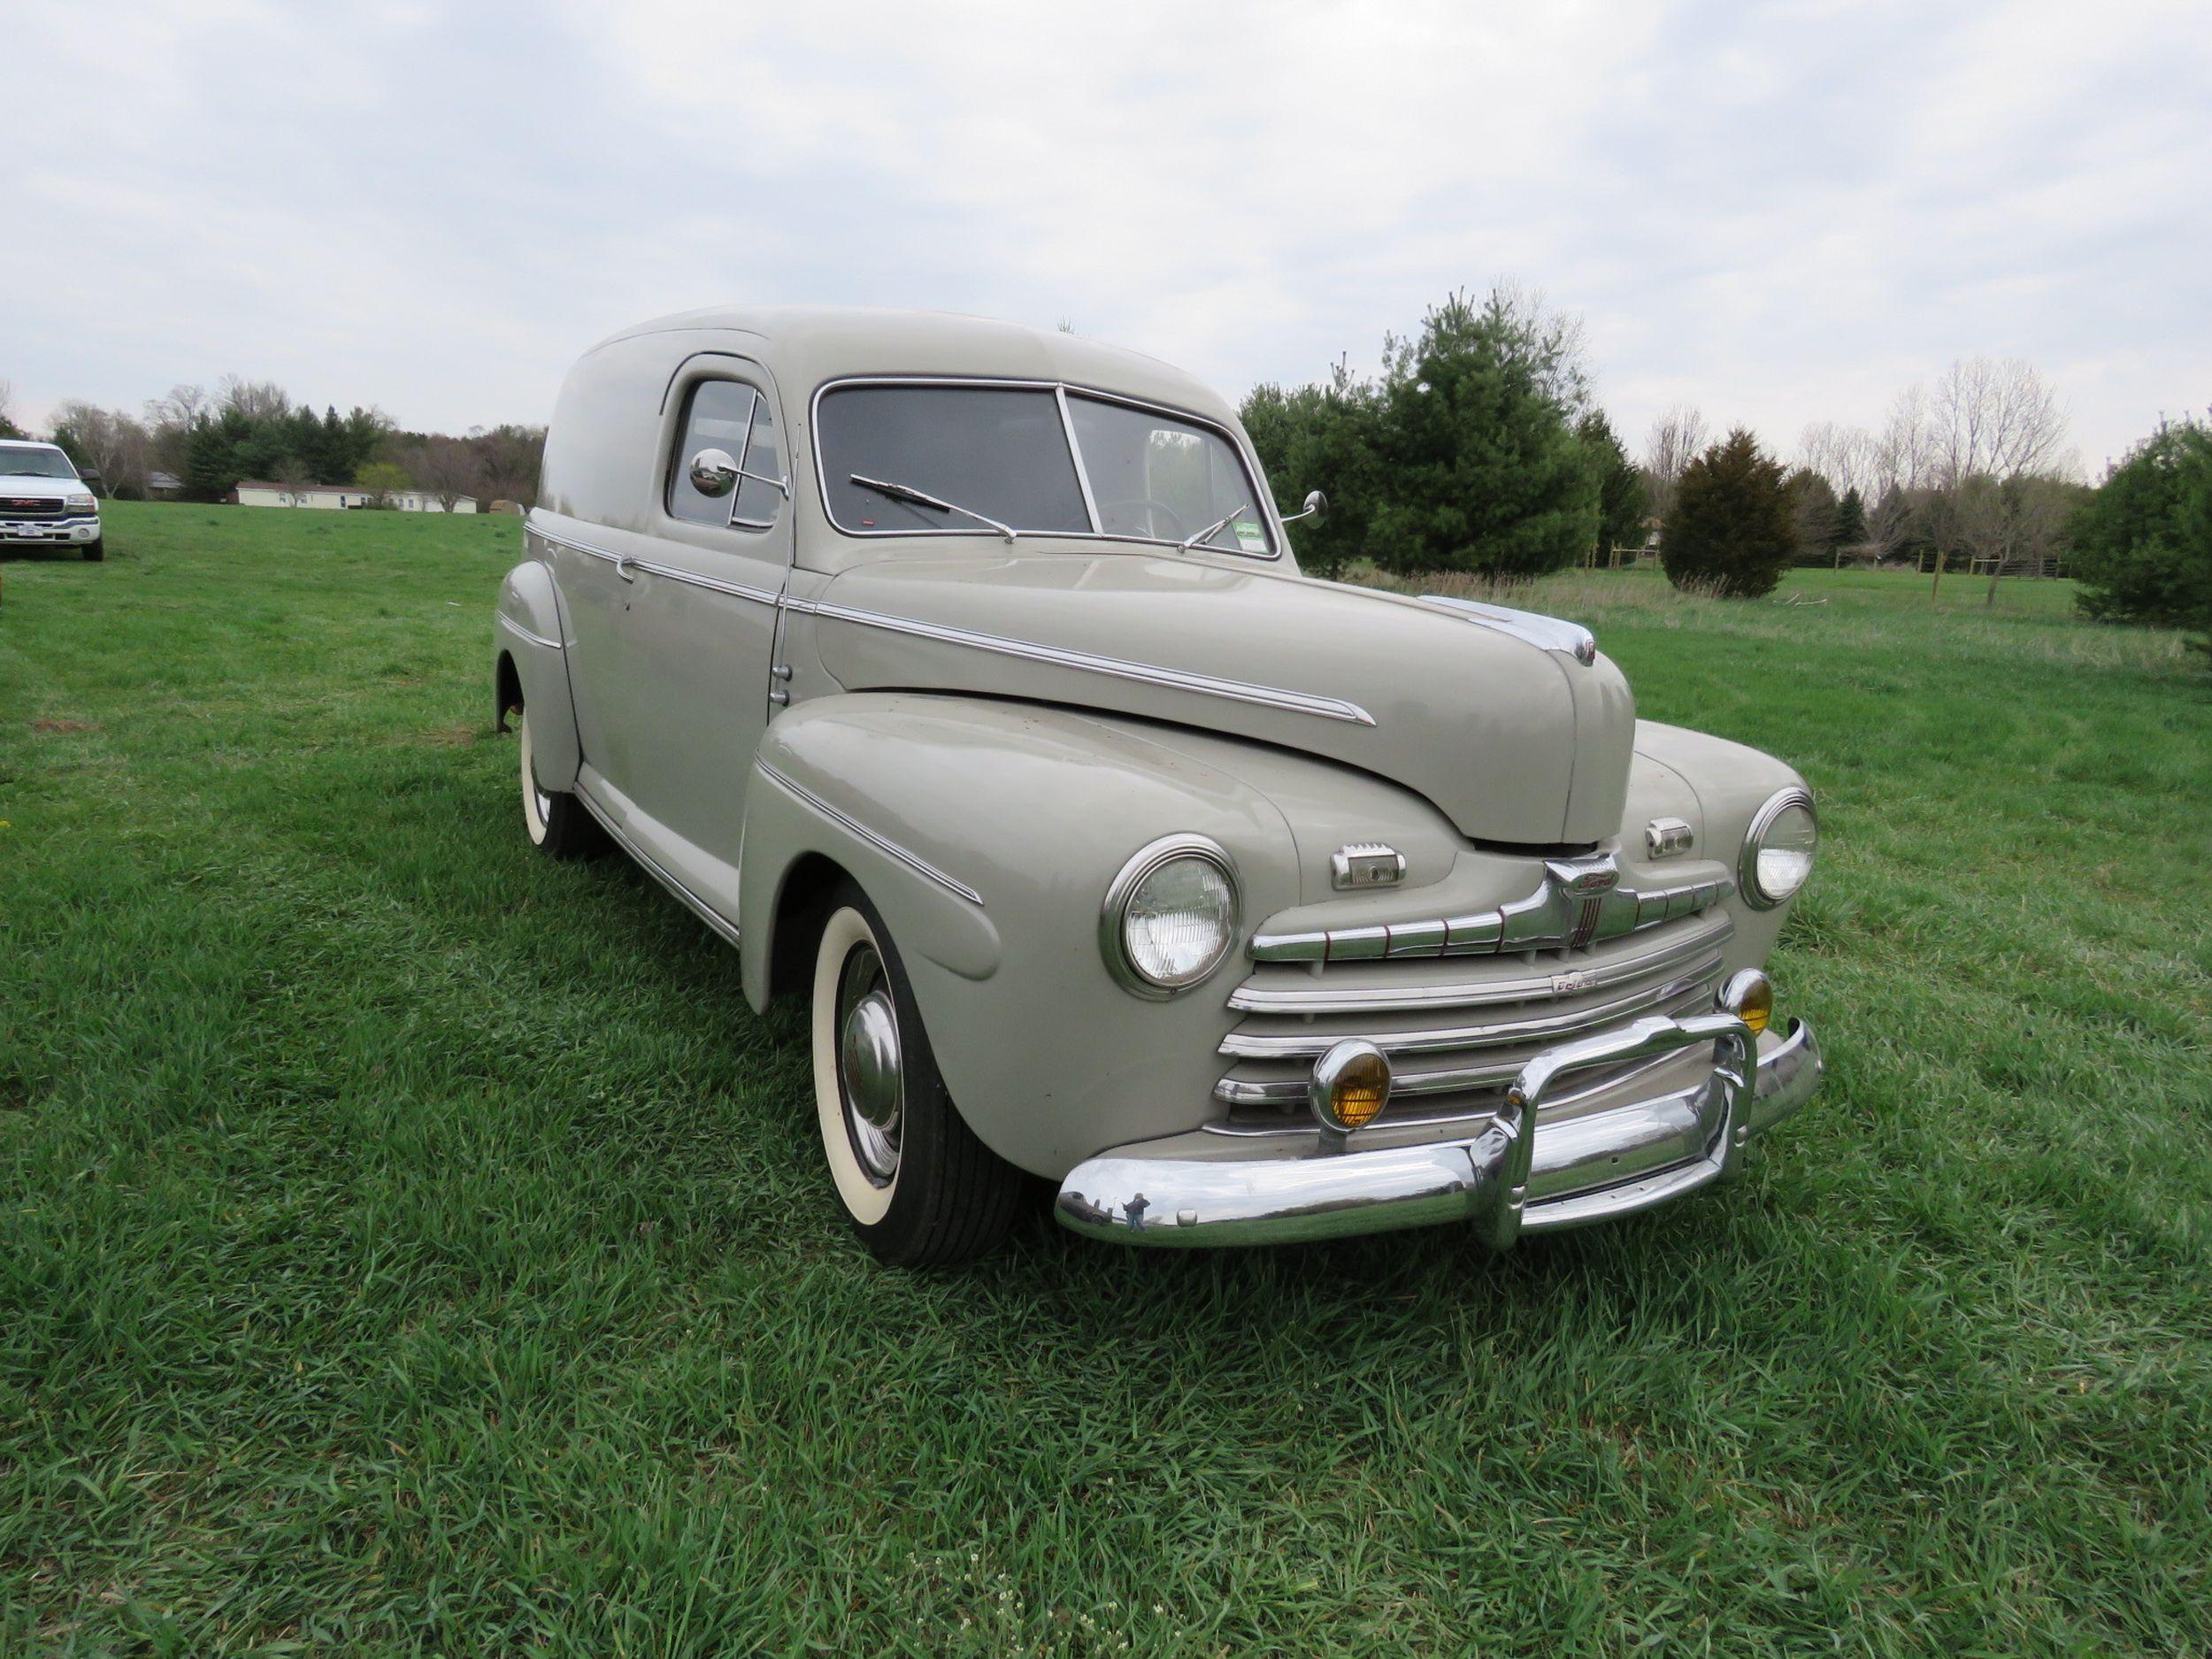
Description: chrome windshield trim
xmin=1056 ymin=383 xmax=1104 ymax=534
xmin=1225 ymin=918 xmax=1733 ymax=1016
xmin=1217 ymin=960 xmax=1725 ymax=1060
xmin=755 ymin=759 xmax=985 ymax=908
xmin=808 ymin=374 xmax=1284 ymax=560
xmin=781 ymin=595 xmax=1376 ymax=726
xmin=1418 ymin=595 xmax=1598 ymax=666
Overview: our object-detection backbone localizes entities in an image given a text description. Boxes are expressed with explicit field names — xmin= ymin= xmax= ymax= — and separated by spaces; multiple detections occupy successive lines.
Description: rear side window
xmin=667 ymin=379 xmax=783 ymax=530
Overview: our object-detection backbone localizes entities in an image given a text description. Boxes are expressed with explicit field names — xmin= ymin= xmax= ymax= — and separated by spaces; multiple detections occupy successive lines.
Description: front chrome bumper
xmin=1056 ymin=1014 xmax=1823 ymax=1248
xmin=0 ymin=514 xmax=100 ymax=544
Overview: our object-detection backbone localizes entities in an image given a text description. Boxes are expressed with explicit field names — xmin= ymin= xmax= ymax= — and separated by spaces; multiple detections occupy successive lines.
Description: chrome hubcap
xmin=836 ymin=945 xmax=902 ymax=1184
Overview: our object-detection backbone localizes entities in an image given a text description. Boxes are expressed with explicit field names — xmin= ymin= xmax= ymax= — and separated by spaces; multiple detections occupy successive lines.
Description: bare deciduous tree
xmin=408 ymin=434 xmax=481 ymax=512
xmin=1644 ymin=405 xmax=1708 ymax=524
xmin=218 ymin=374 xmax=292 ymax=423
xmin=144 ymin=384 xmax=213 ymax=472
xmin=273 ymin=456 xmax=314 ymax=505
xmin=472 ymin=424 xmax=547 ymax=509
xmin=0 ymin=377 xmax=20 ymax=437
xmin=1927 ymin=357 xmax=2070 ymax=486
xmin=49 ymin=402 xmax=151 ymax=497
xmin=1797 ymin=420 xmax=1879 ymax=504
xmin=1904 ymin=358 xmax=2074 ymax=604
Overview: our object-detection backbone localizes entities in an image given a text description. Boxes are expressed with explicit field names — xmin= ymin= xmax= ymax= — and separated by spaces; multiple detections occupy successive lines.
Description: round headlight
xmin=1101 ymin=834 xmax=1239 ymax=997
xmin=1740 ymin=787 xmax=1817 ymax=910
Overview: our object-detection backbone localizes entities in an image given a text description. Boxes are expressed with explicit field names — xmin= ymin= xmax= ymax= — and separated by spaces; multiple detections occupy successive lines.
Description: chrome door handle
xmin=615 ymin=554 xmax=638 ymax=583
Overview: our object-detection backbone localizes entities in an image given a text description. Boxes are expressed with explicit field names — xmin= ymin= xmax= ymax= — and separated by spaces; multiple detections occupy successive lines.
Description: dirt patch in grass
xmin=27 ymin=718 xmax=101 ymax=734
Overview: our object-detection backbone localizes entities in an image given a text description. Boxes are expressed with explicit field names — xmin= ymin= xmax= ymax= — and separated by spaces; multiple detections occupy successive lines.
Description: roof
xmin=0 ymin=439 xmax=65 ymax=451
xmin=583 ymin=305 xmax=1234 ymax=426
xmin=147 ymin=472 xmax=182 ymax=488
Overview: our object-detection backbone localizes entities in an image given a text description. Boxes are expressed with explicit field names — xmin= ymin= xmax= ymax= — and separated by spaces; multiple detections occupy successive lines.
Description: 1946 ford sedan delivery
xmin=495 ymin=306 xmax=1824 ymax=1264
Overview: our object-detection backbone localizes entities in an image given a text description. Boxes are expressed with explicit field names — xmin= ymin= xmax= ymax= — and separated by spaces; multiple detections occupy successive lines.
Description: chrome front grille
xmin=1210 ymin=911 xmax=1732 ymax=1136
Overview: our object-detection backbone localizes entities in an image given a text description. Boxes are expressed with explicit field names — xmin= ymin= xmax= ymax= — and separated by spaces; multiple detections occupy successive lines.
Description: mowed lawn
xmin=4 ymin=502 xmax=2209 ymax=1656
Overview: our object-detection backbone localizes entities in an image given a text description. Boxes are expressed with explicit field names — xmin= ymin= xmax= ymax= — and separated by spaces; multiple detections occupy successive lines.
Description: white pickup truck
xmin=0 ymin=441 xmax=104 ymax=560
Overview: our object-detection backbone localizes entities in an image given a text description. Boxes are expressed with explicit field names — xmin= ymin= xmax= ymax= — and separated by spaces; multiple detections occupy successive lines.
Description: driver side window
xmin=667 ymin=379 xmax=782 ymax=530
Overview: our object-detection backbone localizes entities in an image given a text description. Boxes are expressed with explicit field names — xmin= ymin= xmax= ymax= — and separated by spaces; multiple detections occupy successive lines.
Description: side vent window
xmin=667 ymin=380 xmax=782 ymax=530
xmin=732 ymin=396 xmax=782 ymax=528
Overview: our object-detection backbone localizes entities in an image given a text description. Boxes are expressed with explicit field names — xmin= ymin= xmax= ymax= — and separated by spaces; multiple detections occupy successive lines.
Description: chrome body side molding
xmin=784 ymin=595 xmax=1377 ymax=727
xmin=573 ymin=784 xmax=743 ymax=949
xmin=533 ymin=524 xmax=1372 ymax=728
xmin=1419 ymin=594 xmax=1598 ymax=666
xmin=755 ymin=759 xmax=986 ymax=908
xmin=536 ymin=525 xmax=786 ymax=608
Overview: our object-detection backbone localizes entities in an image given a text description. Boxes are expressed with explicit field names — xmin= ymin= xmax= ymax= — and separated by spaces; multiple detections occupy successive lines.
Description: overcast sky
xmin=8 ymin=1 xmax=2207 ymax=474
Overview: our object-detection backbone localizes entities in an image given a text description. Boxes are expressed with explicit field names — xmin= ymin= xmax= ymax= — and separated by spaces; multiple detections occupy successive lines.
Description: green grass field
xmin=4 ymin=503 xmax=2208 ymax=1655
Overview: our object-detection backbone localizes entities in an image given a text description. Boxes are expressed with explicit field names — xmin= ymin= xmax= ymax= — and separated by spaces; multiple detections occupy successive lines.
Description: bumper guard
xmin=1056 ymin=1015 xmax=1822 ymax=1248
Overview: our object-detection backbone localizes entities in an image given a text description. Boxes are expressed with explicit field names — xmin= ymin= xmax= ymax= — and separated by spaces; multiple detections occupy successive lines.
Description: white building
xmin=234 ymin=480 xmax=479 ymax=514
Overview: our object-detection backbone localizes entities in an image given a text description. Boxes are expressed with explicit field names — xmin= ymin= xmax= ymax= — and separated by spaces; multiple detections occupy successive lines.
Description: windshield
xmin=0 ymin=447 xmax=81 ymax=480
xmin=816 ymin=382 xmax=1275 ymax=555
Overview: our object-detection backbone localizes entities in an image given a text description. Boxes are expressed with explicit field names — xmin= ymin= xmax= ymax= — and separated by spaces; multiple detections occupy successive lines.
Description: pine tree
xmin=181 ymin=419 xmax=236 ymax=503
xmin=1832 ymin=486 xmax=1867 ymax=550
xmin=1661 ymin=429 xmax=1795 ymax=598
xmin=1577 ymin=410 xmax=1646 ymax=562
xmin=1367 ymin=288 xmax=1599 ymax=580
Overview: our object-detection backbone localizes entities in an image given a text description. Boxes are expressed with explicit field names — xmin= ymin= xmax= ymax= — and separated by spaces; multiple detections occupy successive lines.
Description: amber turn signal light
xmin=1718 ymin=969 xmax=1773 ymax=1037
xmin=1310 ymin=1040 xmax=1393 ymax=1133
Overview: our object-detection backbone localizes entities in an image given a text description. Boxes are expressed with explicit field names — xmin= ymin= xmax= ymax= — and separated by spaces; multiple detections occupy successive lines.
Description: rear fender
xmin=494 ymin=555 xmax=580 ymax=789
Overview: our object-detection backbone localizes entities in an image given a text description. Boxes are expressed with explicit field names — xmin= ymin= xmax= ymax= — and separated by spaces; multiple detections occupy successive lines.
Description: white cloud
xmin=4 ymin=0 xmax=2206 ymax=469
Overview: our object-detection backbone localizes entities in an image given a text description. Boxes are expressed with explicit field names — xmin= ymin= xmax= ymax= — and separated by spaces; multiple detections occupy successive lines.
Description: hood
xmin=0 ymin=475 xmax=92 ymax=503
xmin=810 ymin=549 xmax=1634 ymax=846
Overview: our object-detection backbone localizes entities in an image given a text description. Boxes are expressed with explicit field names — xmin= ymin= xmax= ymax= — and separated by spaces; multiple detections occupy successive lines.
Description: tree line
xmin=1240 ymin=288 xmax=2202 ymax=646
xmin=24 ymin=375 xmax=546 ymax=510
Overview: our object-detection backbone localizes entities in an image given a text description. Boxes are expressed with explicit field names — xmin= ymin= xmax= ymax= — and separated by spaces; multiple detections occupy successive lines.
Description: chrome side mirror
xmin=1280 ymin=489 xmax=1327 ymax=524
xmin=688 ymin=448 xmax=739 ymax=498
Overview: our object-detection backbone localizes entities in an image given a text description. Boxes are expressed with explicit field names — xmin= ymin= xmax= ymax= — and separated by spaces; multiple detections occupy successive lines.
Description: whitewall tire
xmin=516 ymin=705 xmax=603 ymax=860
xmin=807 ymin=882 xmax=1024 ymax=1264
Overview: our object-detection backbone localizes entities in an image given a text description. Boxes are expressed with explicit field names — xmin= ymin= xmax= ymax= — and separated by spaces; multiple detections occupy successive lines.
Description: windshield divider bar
xmin=1056 ymin=384 xmax=1103 ymax=536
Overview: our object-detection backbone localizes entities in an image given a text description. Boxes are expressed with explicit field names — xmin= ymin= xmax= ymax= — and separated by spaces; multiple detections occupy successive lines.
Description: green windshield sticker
xmin=1233 ymin=519 xmax=1267 ymax=551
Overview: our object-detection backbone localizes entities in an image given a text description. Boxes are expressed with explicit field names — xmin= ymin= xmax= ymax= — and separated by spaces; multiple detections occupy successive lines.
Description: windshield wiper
xmin=849 ymin=473 xmax=1016 ymax=544
xmin=1177 ymin=502 xmax=1249 ymax=553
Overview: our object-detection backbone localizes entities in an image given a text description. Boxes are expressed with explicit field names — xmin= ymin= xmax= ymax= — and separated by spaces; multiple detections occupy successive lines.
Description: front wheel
xmin=810 ymin=883 xmax=1023 ymax=1264
xmin=83 ymin=537 xmax=105 ymax=562
xmin=517 ymin=704 xmax=604 ymax=859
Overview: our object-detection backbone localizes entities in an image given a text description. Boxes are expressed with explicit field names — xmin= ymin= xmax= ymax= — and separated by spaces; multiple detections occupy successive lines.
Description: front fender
xmin=1633 ymin=719 xmax=1812 ymax=969
xmin=738 ymin=693 xmax=1300 ymax=1178
xmin=493 ymin=556 xmax=580 ymax=790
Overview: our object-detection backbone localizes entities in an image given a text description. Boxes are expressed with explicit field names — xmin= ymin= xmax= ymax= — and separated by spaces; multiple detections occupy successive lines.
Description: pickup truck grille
xmin=1210 ymin=911 xmax=1732 ymax=1134
xmin=0 ymin=497 xmax=70 ymax=519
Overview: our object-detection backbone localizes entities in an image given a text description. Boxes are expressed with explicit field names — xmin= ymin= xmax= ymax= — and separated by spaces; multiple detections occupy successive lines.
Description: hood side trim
xmin=791 ymin=594 xmax=1377 ymax=726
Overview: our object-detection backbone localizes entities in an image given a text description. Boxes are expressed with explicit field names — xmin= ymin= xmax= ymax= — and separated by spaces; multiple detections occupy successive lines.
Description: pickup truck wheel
xmin=83 ymin=537 xmax=105 ymax=562
xmin=517 ymin=705 xmax=603 ymax=859
xmin=810 ymin=885 xmax=1022 ymax=1265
